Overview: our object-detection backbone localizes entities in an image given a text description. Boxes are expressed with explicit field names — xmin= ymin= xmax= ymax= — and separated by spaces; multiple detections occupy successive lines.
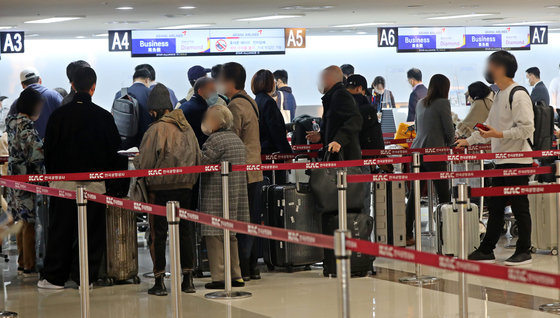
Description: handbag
xmin=130 ymin=177 xmax=149 ymax=203
xmin=309 ymin=150 xmax=368 ymax=214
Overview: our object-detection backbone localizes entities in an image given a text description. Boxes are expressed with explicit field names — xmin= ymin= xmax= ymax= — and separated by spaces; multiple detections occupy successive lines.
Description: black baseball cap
xmin=0 ymin=96 xmax=7 ymax=102
xmin=346 ymin=74 xmax=368 ymax=92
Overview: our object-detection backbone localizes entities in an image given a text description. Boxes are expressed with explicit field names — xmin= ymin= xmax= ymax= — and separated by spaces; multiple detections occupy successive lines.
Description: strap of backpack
xmin=508 ymin=85 xmax=534 ymax=149
xmin=278 ymin=90 xmax=285 ymax=110
xmin=178 ymin=98 xmax=188 ymax=105
xmin=231 ymin=94 xmax=259 ymax=121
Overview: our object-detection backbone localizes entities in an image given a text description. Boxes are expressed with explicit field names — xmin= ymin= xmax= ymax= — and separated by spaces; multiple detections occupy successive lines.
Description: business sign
xmin=530 ymin=26 xmax=548 ymax=44
xmin=1 ymin=31 xmax=25 ymax=53
xmin=464 ymin=27 xmax=530 ymax=50
xmin=397 ymin=27 xmax=465 ymax=52
xmin=130 ymin=29 xmax=285 ymax=57
xmin=108 ymin=30 xmax=132 ymax=51
xmin=377 ymin=27 xmax=398 ymax=47
xmin=285 ymin=28 xmax=306 ymax=48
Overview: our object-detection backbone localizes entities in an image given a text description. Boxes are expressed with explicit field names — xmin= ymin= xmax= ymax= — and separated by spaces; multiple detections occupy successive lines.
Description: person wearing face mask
xmin=406 ymin=68 xmax=427 ymax=122
xmin=456 ymin=51 xmax=535 ymax=266
xmin=306 ymin=66 xmax=362 ymax=160
xmin=456 ymin=81 xmax=495 ymax=138
xmin=371 ymin=76 xmax=396 ymax=111
xmin=199 ymin=105 xmax=249 ymax=289
xmin=525 ymin=67 xmax=550 ymax=106
xmin=252 ymin=69 xmax=292 ymax=184
xmin=179 ymin=77 xmax=219 ymax=148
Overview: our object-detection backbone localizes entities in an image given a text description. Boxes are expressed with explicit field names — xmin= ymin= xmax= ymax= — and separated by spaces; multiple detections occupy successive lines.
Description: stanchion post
xmin=337 ymin=169 xmax=348 ymax=230
xmin=456 ymin=183 xmax=469 ymax=318
xmin=167 ymin=201 xmax=183 ymax=318
xmin=400 ymin=153 xmax=438 ymax=285
xmin=205 ymin=161 xmax=251 ymax=300
xmin=425 ymin=180 xmax=434 ymax=236
xmin=479 ymin=150 xmax=485 ymax=223
xmin=334 ymin=230 xmax=351 ymax=318
xmin=539 ymin=160 xmax=560 ymax=313
xmin=76 ymin=186 xmax=90 ymax=318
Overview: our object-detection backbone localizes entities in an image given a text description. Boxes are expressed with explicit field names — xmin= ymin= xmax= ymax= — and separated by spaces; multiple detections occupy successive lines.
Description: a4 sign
xmin=1 ymin=31 xmax=25 ymax=54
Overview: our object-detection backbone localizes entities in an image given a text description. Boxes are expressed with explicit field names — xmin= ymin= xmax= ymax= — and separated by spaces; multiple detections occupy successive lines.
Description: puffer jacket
xmin=134 ymin=109 xmax=201 ymax=191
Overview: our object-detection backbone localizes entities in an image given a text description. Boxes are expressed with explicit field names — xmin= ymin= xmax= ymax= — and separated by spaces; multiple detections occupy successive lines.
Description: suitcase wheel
xmin=552 ymin=248 xmax=558 ymax=256
xmin=133 ymin=276 xmax=141 ymax=284
xmin=106 ymin=278 xmax=115 ymax=286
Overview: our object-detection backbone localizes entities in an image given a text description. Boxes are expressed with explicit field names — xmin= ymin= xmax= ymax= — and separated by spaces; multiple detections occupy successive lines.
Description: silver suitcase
xmin=437 ymin=203 xmax=480 ymax=256
xmin=528 ymin=181 xmax=558 ymax=254
xmin=374 ymin=181 xmax=406 ymax=247
xmin=105 ymin=205 xmax=140 ymax=285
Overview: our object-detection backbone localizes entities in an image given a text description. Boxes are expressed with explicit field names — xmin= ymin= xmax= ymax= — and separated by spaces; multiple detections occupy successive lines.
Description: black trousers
xmin=42 ymin=197 xmax=106 ymax=286
xmin=149 ymin=189 xmax=195 ymax=274
xmin=405 ymin=161 xmax=450 ymax=239
xmin=237 ymin=181 xmax=263 ymax=276
xmin=479 ymin=164 xmax=532 ymax=254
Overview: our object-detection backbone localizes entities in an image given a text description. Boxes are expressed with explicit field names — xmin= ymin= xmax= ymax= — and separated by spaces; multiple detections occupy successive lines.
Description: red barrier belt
xmin=261 ymin=152 xmax=319 ymax=161
xmin=2 ymin=177 xmax=560 ymax=289
xmin=231 ymin=157 xmax=412 ymax=172
xmin=424 ymin=149 xmax=560 ymax=162
xmin=384 ymin=138 xmax=414 ymax=145
xmin=291 ymin=144 xmax=323 ymax=151
xmin=362 ymin=144 xmax=492 ymax=156
xmin=347 ymin=166 xmax=552 ymax=183
xmin=471 ymin=183 xmax=560 ymax=197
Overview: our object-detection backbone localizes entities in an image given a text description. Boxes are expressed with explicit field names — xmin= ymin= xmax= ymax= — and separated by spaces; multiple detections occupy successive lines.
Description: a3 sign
xmin=0 ymin=31 xmax=25 ymax=54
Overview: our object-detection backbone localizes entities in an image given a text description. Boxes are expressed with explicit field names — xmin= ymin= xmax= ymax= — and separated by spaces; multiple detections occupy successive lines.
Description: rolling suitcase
xmin=35 ymin=194 xmax=49 ymax=271
xmin=262 ymin=184 xmax=323 ymax=271
xmin=528 ymin=181 xmax=558 ymax=254
xmin=437 ymin=202 xmax=480 ymax=256
xmin=104 ymin=205 xmax=140 ymax=285
xmin=322 ymin=212 xmax=375 ymax=277
xmin=374 ymin=181 xmax=406 ymax=247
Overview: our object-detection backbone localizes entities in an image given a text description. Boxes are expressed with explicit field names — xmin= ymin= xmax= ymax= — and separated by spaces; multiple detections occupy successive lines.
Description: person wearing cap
xmin=38 ymin=67 xmax=127 ymax=290
xmin=134 ymin=64 xmax=179 ymax=106
xmin=8 ymin=67 xmax=63 ymax=139
xmin=346 ymin=74 xmax=384 ymax=152
xmin=178 ymin=65 xmax=211 ymax=106
xmin=0 ymin=95 xmax=9 ymax=133
xmin=134 ymin=83 xmax=201 ymax=296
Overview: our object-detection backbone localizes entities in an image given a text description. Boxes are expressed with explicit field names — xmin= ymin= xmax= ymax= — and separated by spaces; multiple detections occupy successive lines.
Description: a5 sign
xmin=108 ymin=30 xmax=131 ymax=52
xmin=1 ymin=31 xmax=25 ymax=53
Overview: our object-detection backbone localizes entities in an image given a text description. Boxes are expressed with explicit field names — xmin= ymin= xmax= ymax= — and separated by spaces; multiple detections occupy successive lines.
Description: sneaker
xmin=37 ymin=279 xmax=64 ymax=290
xmin=504 ymin=251 xmax=532 ymax=266
xmin=468 ymin=249 xmax=496 ymax=263
xmin=232 ymin=279 xmax=245 ymax=287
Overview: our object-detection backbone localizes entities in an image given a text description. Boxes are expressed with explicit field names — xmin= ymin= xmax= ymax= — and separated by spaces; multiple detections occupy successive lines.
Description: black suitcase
xmin=291 ymin=115 xmax=321 ymax=147
xmin=322 ymin=212 xmax=375 ymax=277
xmin=262 ymin=184 xmax=323 ymax=272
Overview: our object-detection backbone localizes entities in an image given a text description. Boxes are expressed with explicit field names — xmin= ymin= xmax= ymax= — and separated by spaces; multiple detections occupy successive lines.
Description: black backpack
xmin=508 ymin=86 xmax=554 ymax=151
xmin=112 ymin=88 xmax=140 ymax=150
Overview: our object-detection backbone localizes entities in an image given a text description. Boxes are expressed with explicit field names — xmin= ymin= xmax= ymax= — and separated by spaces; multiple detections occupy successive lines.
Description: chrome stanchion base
xmin=539 ymin=303 xmax=560 ymax=313
xmin=399 ymin=275 xmax=439 ymax=285
xmin=205 ymin=291 xmax=252 ymax=300
xmin=0 ymin=311 xmax=18 ymax=317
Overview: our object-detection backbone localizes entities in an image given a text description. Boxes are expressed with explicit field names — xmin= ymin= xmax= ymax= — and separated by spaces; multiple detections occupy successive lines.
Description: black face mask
xmin=484 ymin=70 xmax=495 ymax=84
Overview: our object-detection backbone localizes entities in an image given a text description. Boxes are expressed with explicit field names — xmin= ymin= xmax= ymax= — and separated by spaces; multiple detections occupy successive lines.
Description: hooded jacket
xmin=134 ymin=109 xmax=201 ymax=191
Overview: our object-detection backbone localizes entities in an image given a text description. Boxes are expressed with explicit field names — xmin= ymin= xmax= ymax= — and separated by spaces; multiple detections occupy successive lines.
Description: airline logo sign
xmin=1 ymin=32 xmax=24 ymax=53
xmin=508 ymin=268 xmax=556 ymax=287
xmin=438 ymin=256 xmax=481 ymax=273
xmin=503 ymin=186 xmax=545 ymax=196
xmin=109 ymin=30 xmax=132 ymax=52
xmin=378 ymin=245 xmax=415 ymax=261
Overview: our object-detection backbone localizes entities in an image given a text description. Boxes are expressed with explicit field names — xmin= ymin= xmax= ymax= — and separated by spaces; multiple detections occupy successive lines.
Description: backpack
xmin=112 ymin=88 xmax=140 ymax=150
xmin=508 ymin=86 xmax=554 ymax=151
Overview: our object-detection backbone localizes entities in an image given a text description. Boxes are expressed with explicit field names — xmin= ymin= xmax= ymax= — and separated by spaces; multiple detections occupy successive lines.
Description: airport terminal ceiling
xmin=0 ymin=0 xmax=560 ymax=38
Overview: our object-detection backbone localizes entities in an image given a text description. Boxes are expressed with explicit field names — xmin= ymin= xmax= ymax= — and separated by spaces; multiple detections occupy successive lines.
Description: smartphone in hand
xmin=474 ymin=123 xmax=490 ymax=131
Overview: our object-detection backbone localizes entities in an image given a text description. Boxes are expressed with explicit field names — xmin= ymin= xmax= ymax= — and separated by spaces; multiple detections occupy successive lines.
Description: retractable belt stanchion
xmin=206 ymin=161 xmax=252 ymax=300
xmin=335 ymin=169 xmax=351 ymax=318
xmin=167 ymin=201 xmax=183 ymax=318
xmin=400 ymin=153 xmax=439 ymax=285
xmin=456 ymin=183 xmax=469 ymax=318
xmin=76 ymin=186 xmax=90 ymax=318
xmin=479 ymin=150 xmax=485 ymax=224
xmin=538 ymin=160 xmax=560 ymax=313
xmin=425 ymin=180 xmax=434 ymax=236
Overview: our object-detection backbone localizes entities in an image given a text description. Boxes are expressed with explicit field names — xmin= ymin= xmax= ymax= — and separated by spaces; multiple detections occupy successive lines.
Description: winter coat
xmin=179 ymin=94 xmax=209 ymax=148
xmin=353 ymin=94 xmax=384 ymax=151
xmin=134 ymin=109 xmax=201 ymax=192
xmin=255 ymin=92 xmax=292 ymax=155
xmin=199 ymin=129 xmax=249 ymax=236
xmin=6 ymin=114 xmax=44 ymax=222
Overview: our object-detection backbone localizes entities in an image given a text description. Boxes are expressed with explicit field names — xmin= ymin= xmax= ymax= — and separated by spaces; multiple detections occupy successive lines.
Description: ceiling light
xmin=235 ymin=14 xmax=305 ymax=22
xmin=26 ymin=34 xmax=39 ymax=37
xmin=332 ymin=22 xmax=393 ymax=28
xmin=95 ymin=33 xmax=108 ymax=37
xmin=0 ymin=26 xmax=14 ymax=30
xmin=75 ymin=36 xmax=86 ymax=39
xmin=25 ymin=17 xmax=83 ymax=24
xmin=282 ymin=5 xmax=334 ymax=11
xmin=545 ymin=5 xmax=560 ymax=8
xmin=493 ymin=21 xmax=551 ymax=26
xmin=106 ymin=20 xmax=148 ymax=24
xmin=427 ymin=13 xmax=494 ymax=20
xmin=178 ymin=6 xmax=196 ymax=9
xmin=116 ymin=6 xmax=134 ymax=10
xmin=356 ymin=31 xmax=368 ymax=35
xmin=159 ymin=23 xmax=214 ymax=29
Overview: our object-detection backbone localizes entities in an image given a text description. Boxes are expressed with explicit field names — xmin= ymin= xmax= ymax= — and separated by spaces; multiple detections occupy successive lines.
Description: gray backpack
xmin=112 ymin=88 xmax=140 ymax=149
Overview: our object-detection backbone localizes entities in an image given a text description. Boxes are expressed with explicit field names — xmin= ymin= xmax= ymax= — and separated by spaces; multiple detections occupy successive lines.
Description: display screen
xmin=397 ymin=26 xmax=530 ymax=52
xmin=131 ymin=29 xmax=286 ymax=57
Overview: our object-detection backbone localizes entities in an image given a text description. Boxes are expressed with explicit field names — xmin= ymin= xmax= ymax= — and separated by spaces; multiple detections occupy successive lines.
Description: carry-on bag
xmin=374 ymin=181 xmax=406 ymax=247
xmin=528 ymin=181 xmax=558 ymax=254
xmin=35 ymin=194 xmax=49 ymax=271
xmin=437 ymin=202 xmax=480 ymax=257
xmin=104 ymin=205 xmax=140 ymax=285
xmin=262 ymin=184 xmax=323 ymax=271
xmin=322 ymin=212 xmax=375 ymax=277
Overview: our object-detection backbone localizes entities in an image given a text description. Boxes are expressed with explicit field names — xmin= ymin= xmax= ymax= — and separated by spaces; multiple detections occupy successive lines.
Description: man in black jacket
xmin=526 ymin=67 xmax=550 ymax=105
xmin=406 ymin=68 xmax=428 ymax=122
xmin=38 ymin=67 xmax=127 ymax=289
xmin=307 ymin=65 xmax=362 ymax=160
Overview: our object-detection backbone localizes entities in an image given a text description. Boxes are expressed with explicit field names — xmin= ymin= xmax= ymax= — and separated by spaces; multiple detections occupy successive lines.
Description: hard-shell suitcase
xmin=437 ymin=203 xmax=480 ymax=257
xmin=528 ymin=181 xmax=558 ymax=254
xmin=35 ymin=194 xmax=49 ymax=271
xmin=105 ymin=205 xmax=140 ymax=285
xmin=262 ymin=184 xmax=323 ymax=271
xmin=374 ymin=181 xmax=406 ymax=247
xmin=322 ymin=212 xmax=375 ymax=277
xmin=193 ymin=223 xmax=210 ymax=277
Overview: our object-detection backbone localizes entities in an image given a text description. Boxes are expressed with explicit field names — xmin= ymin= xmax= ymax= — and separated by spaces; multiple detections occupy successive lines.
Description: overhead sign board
xmin=108 ymin=30 xmax=132 ymax=52
xmin=285 ymin=28 xmax=306 ymax=48
xmin=1 ymin=31 xmax=25 ymax=54
xmin=377 ymin=27 xmax=398 ymax=47
xmin=530 ymin=26 xmax=548 ymax=44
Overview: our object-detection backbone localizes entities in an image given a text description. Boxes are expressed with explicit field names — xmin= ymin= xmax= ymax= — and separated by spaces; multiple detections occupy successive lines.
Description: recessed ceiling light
xmin=493 ymin=21 xmax=550 ymax=26
xmin=95 ymin=33 xmax=108 ymax=37
xmin=282 ymin=5 xmax=334 ymax=11
xmin=545 ymin=5 xmax=560 ymax=8
xmin=26 ymin=34 xmax=39 ymax=37
xmin=332 ymin=22 xmax=393 ymax=28
xmin=116 ymin=6 xmax=134 ymax=10
xmin=0 ymin=26 xmax=15 ymax=30
xmin=106 ymin=20 xmax=148 ymax=25
xmin=75 ymin=36 xmax=86 ymax=39
xmin=427 ymin=13 xmax=495 ymax=20
xmin=159 ymin=23 xmax=214 ymax=29
xmin=25 ymin=17 xmax=83 ymax=24
xmin=235 ymin=14 xmax=305 ymax=21
xmin=356 ymin=31 xmax=368 ymax=35
xmin=178 ymin=6 xmax=196 ymax=9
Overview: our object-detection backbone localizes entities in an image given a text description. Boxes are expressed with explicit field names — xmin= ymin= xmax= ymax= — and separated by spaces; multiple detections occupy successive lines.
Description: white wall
xmin=1 ymin=33 xmax=560 ymax=110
